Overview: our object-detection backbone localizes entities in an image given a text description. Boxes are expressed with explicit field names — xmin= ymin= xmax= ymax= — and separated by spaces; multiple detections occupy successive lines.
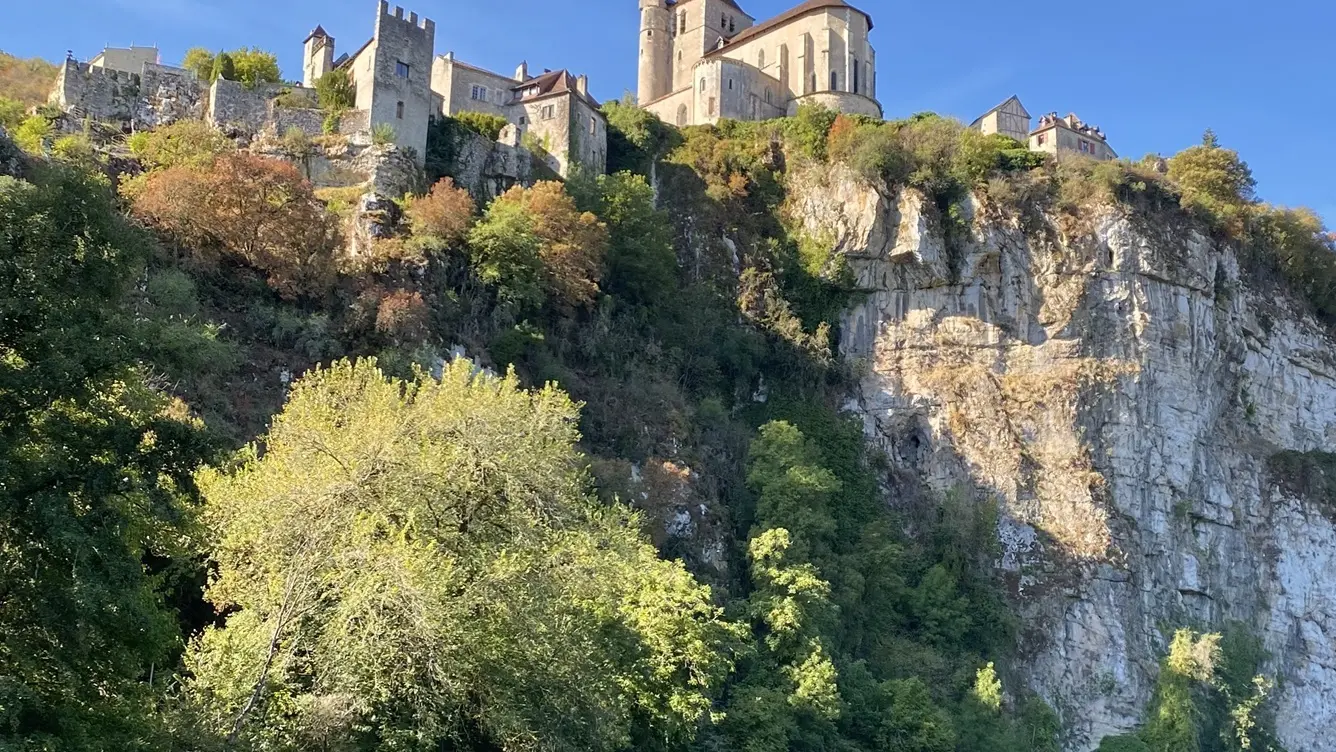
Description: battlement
xmin=376 ymin=0 xmax=435 ymax=34
xmin=74 ymin=61 xmax=141 ymax=86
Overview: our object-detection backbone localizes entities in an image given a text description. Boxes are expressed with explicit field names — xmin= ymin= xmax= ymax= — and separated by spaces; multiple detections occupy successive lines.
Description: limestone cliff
xmin=790 ymin=164 xmax=1336 ymax=751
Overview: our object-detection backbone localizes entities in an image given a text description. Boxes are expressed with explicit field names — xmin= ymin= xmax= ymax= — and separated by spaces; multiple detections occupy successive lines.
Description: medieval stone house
xmin=637 ymin=0 xmax=882 ymax=126
xmin=970 ymin=96 xmax=1117 ymax=161
xmin=431 ymin=56 xmax=606 ymax=178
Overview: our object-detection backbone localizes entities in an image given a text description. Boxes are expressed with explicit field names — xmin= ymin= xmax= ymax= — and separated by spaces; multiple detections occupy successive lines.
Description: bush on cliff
xmin=126 ymin=153 xmax=337 ymax=298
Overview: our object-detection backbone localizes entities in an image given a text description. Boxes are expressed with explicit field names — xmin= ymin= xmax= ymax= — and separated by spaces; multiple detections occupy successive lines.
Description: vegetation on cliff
xmin=0 ymin=93 xmax=1321 ymax=750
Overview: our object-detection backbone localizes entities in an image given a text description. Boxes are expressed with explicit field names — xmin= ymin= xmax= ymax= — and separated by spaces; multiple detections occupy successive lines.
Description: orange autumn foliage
xmin=405 ymin=177 xmax=475 ymax=245
xmin=128 ymin=153 xmax=338 ymax=297
xmin=495 ymin=181 xmax=609 ymax=309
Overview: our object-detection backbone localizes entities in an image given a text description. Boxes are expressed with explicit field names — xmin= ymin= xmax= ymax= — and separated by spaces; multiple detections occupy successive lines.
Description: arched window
xmin=700 ymin=77 xmax=706 ymax=92
xmin=679 ymin=11 xmax=686 ymax=34
xmin=677 ymin=104 xmax=689 ymax=125
xmin=758 ymin=49 xmax=765 ymax=70
xmin=830 ymin=70 xmax=839 ymax=91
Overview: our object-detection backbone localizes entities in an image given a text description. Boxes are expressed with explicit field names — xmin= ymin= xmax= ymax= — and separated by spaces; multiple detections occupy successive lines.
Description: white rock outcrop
xmin=790 ymin=164 xmax=1336 ymax=750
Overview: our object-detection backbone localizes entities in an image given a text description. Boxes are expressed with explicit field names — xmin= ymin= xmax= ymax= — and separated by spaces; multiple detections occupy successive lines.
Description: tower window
xmin=830 ymin=71 xmax=839 ymax=91
xmin=852 ymin=59 xmax=859 ymax=93
xmin=700 ymin=78 xmax=706 ymax=92
xmin=728 ymin=79 xmax=733 ymax=90
xmin=758 ymin=50 xmax=765 ymax=69
xmin=396 ymin=61 xmax=410 ymax=78
xmin=396 ymin=101 xmax=404 ymax=119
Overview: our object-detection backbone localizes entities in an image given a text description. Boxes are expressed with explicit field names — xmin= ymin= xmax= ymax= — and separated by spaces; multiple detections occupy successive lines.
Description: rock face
xmin=790 ymin=164 xmax=1336 ymax=750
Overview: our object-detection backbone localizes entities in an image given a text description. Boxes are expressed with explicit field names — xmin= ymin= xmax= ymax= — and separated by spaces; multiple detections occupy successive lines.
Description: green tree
xmin=181 ymin=47 xmax=215 ymax=81
xmin=1141 ymin=630 xmax=1222 ymax=752
xmin=314 ymin=68 xmax=355 ymax=110
xmin=210 ymin=51 xmax=236 ymax=83
xmin=602 ymin=95 xmax=679 ymax=174
xmin=0 ymin=164 xmax=213 ymax=749
xmin=230 ymin=47 xmax=281 ymax=88
xmin=570 ymin=170 xmax=679 ymax=308
xmin=1167 ymin=131 xmax=1256 ymax=232
xmin=187 ymin=358 xmax=743 ymax=750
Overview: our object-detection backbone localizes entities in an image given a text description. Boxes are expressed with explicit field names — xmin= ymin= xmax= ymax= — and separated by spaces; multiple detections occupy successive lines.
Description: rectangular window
xmin=1037 ymin=133 xmax=1047 ymax=145
xmin=542 ymin=105 xmax=555 ymax=120
xmin=396 ymin=61 xmax=410 ymax=78
xmin=708 ymin=97 xmax=716 ymax=116
xmin=471 ymin=85 xmax=487 ymax=101
xmin=396 ymin=101 xmax=404 ymax=119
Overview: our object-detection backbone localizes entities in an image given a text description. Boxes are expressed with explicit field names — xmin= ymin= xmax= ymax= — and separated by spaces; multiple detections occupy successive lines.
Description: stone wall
xmin=786 ymin=91 xmax=881 ymax=119
xmin=51 ymin=59 xmax=141 ymax=123
xmin=137 ymin=64 xmax=205 ymax=128
xmin=208 ymin=79 xmax=271 ymax=133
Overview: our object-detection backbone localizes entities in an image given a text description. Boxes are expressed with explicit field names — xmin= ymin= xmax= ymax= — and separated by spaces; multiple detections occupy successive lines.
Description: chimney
xmin=576 ymin=74 xmax=588 ymax=96
xmin=515 ymin=61 xmax=529 ymax=81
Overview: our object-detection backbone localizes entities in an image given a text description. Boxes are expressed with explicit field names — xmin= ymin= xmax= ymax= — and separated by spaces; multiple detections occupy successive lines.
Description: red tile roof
xmin=512 ymin=68 xmax=601 ymax=109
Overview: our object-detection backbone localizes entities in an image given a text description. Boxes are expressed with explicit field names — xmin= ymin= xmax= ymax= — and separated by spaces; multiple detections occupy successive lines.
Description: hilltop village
xmin=43 ymin=0 xmax=1116 ymax=198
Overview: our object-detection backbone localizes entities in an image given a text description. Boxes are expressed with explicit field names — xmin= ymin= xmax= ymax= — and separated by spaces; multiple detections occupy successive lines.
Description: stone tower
xmin=303 ymin=25 xmax=334 ymax=88
xmin=637 ymin=0 xmax=671 ymax=105
xmin=354 ymin=1 xmax=435 ymax=162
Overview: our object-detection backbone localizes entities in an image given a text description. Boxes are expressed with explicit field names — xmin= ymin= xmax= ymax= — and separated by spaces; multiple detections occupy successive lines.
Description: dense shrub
xmin=315 ymin=68 xmax=355 ymax=110
xmin=128 ymin=119 xmax=234 ymax=169
xmin=485 ymin=182 xmax=608 ymax=311
xmin=602 ymin=95 xmax=680 ymax=174
xmin=127 ymin=153 xmax=338 ymax=297
xmin=1168 ymin=131 xmax=1256 ymax=233
xmin=454 ymin=110 xmax=509 ymax=141
xmin=0 ymin=96 xmax=25 ymax=131
xmin=12 ymin=114 xmax=52 ymax=154
xmin=405 ymin=176 xmax=476 ymax=246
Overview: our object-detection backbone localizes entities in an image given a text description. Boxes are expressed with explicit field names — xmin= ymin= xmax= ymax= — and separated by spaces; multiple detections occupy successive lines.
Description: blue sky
xmin=3 ymin=0 xmax=1332 ymax=222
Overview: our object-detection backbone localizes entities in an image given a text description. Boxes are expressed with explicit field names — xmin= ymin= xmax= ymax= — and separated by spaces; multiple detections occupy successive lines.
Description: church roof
xmin=304 ymin=25 xmax=331 ymax=43
xmin=704 ymin=0 xmax=873 ymax=55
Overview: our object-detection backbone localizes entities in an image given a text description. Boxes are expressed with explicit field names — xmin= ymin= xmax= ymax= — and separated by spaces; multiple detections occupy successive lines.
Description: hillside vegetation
xmin=0 ymin=95 xmax=1325 ymax=751
xmin=0 ymin=50 xmax=57 ymax=108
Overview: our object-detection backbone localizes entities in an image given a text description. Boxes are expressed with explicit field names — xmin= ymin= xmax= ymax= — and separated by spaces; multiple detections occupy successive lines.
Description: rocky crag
xmin=790 ymin=163 xmax=1336 ymax=750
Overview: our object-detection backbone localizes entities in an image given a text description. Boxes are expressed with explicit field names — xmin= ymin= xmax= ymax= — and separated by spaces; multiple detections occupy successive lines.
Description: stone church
xmin=636 ymin=0 xmax=882 ymax=126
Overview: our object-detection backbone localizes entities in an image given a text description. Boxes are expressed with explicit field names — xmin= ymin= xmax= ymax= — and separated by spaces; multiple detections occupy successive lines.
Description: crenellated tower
xmin=637 ymin=0 xmax=671 ymax=105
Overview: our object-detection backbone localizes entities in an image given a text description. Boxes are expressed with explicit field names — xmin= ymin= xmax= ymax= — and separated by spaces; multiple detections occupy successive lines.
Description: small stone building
xmin=89 ymin=46 xmax=159 ymax=75
xmin=637 ymin=0 xmax=882 ymax=126
xmin=431 ymin=55 xmax=606 ymax=177
xmin=1030 ymin=112 xmax=1117 ymax=161
xmin=970 ymin=95 xmax=1031 ymax=143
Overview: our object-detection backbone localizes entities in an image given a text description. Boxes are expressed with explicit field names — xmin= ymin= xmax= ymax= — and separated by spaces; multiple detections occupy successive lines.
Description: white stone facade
xmin=639 ymin=0 xmax=882 ymax=126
